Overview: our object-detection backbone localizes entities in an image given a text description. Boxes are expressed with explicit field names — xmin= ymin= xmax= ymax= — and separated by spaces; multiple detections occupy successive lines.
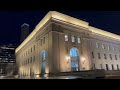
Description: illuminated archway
xmin=70 ymin=48 xmax=79 ymax=71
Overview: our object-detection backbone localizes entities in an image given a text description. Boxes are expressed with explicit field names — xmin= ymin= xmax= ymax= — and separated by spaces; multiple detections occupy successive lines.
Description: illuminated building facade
xmin=16 ymin=11 xmax=120 ymax=78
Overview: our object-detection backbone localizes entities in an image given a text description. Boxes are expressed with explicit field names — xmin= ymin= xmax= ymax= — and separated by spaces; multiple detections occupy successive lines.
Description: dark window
xmin=117 ymin=64 xmax=119 ymax=70
xmin=106 ymin=64 xmax=109 ymax=70
xmin=31 ymin=47 xmax=32 ymax=52
xmin=34 ymin=45 xmax=35 ymax=51
xmin=109 ymin=54 xmax=112 ymax=60
xmin=98 ymin=53 xmax=101 ymax=59
xmin=115 ymin=55 xmax=117 ymax=60
xmin=104 ymin=54 xmax=107 ymax=59
xmin=112 ymin=64 xmax=114 ymax=70
xmin=92 ymin=52 xmax=94 ymax=58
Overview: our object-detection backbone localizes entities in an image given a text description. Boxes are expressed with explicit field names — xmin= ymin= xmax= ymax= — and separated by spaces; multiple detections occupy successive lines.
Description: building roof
xmin=16 ymin=11 xmax=120 ymax=53
xmin=21 ymin=23 xmax=29 ymax=27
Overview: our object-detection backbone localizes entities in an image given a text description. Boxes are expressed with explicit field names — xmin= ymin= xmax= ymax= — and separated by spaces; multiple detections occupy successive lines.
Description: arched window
xmin=41 ymin=51 xmax=46 ymax=61
xmin=70 ymin=48 xmax=78 ymax=57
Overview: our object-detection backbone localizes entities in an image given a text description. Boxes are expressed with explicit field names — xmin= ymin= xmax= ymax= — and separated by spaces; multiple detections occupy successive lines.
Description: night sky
xmin=0 ymin=11 xmax=120 ymax=46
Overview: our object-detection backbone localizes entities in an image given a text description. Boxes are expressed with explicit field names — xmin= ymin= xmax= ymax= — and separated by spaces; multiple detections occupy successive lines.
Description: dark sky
xmin=0 ymin=11 xmax=120 ymax=46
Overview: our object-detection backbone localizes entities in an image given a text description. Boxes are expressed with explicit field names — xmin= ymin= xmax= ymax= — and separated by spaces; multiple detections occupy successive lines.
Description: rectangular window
xmin=92 ymin=52 xmax=94 ymax=58
xmin=106 ymin=64 xmax=109 ymax=70
xmin=34 ymin=45 xmax=35 ymax=51
xmin=109 ymin=54 xmax=112 ymax=60
xmin=77 ymin=37 xmax=81 ymax=43
xmin=108 ymin=46 xmax=110 ymax=50
xmin=71 ymin=36 xmax=75 ymax=42
xmin=31 ymin=47 xmax=32 ymax=52
xmin=100 ymin=64 xmax=103 ymax=69
xmin=113 ymin=47 xmax=115 ymax=51
xmin=28 ymin=58 xmax=29 ymax=64
xmin=41 ymin=39 xmax=42 ymax=46
xmin=104 ymin=54 xmax=107 ymax=59
xmin=43 ymin=37 xmax=45 ymax=44
xmin=34 ymin=56 xmax=35 ymax=62
xmin=93 ymin=64 xmax=96 ymax=69
xmin=112 ymin=64 xmax=114 ymax=70
xmin=102 ymin=44 xmax=105 ymax=49
xmin=31 ymin=57 xmax=32 ymax=63
xmin=98 ymin=53 xmax=101 ymax=59
xmin=65 ymin=35 xmax=68 ymax=41
xmin=115 ymin=55 xmax=117 ymax=60
xmin=117 ymin=64 xmax=119 ymax=70
xmin=96 ymin=42 xmax=99 ymax=48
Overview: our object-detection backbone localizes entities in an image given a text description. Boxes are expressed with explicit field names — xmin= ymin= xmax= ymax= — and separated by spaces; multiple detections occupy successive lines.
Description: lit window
xmin=70 ymin=48 xmax=78 ymax=57
xmin=96 ymin=42 xmax=99 ymax=48
xmin=77 ymin=37 xmax=81 ymax=43
xmin=65 ymin=35 xmax=68 ymax=41
xmin=71 ymin=36 xmax=75 ymax=42
xmin=41 ymin=51 xmax=46 ymax=61
xmin=102 ymin=44 xmax=105 ymax=49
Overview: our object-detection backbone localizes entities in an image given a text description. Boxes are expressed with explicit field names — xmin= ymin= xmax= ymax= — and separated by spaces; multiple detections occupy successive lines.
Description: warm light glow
xmin=89 ymin=26 xmax=120 ymax=41
xmin=81 ymin=57 xmax=85 ymax=62
xmin=66 ymin=56 xmax=70 ymax=62
xmin=16 ymin=11 xmax=120 ymax=53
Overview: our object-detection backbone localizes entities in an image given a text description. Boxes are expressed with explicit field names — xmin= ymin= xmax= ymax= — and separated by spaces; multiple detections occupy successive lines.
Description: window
xmin=28 ymin=58 xmax=29 ymax=64
xmin=100 ymin=64 xmax=103 ymax=69
xmin=77 ymin=37 xmax=81 ymax=43
xmin=43 ymin=37 xmax=45 ymax=44
xmin=102 ymin=44 xmax=105 ymax=49
xmin=34 ymin=56 xmax=35 ymax=62
xmin=93 ymin=64 xmax=96 ymax=69
xmin=70 ymin=48 xmax=78 ymax=57
xmin=117 ymin=64 xmax=119 ymax=70
xmin=104 ymin=54 xmax=107 ymax=59
xmin=98 ymin=53 xmax=101 ymax=59
xmin=113 ymin=47 xmax=115 ymax=51
xmin=92 ymin=52 xmax=94 ymax=58
xmin=71 ymin=36 xmax=75 ymax=42
xmin=41 ymin=39 xmax=42 ymax=46
xmin=109 ymin=54 xmax=112 ymax=60
xmin=65 ymin=35 xmax=68 ymax=41
xmin=108 ymin=46 xmax=110 ymax=50
xmin=31 ymin=57 xmax=32 ymax=63
xmin=112 ymin=64 xmax=114 ymax=70
xmin=106 ymin=64 xmax=109 ymax=70
xmin=96 ymin=42 xmax=99 ymax=48
xmin=31 ymin=47 xmax=32 ymax=52
xmin=115 ymin=55 xmax=117 ymax=60
xmin=41 ymin=51 xmax=46 ymax=61
xmin=34 ymin=45 xmax=35 ymax=51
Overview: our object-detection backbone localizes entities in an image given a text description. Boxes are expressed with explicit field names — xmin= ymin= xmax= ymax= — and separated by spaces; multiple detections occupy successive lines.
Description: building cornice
xmin=16 ymin=11 xmax=120 ymax=53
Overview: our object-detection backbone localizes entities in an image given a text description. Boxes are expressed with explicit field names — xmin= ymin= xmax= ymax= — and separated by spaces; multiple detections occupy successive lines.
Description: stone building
xmin=15 ymin=11 xmax=120 ymax=78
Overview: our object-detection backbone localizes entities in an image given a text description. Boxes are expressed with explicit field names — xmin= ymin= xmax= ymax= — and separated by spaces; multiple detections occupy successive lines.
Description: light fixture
xmin=66 ymin=56 xmax=70 ymax=62
xmin=81 ymin=57 xmax=85 ymax=64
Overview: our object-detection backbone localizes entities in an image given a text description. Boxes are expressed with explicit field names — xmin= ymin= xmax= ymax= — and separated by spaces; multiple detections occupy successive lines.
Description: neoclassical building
xmin=15 ymin=11 xmax=120 ymax=78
